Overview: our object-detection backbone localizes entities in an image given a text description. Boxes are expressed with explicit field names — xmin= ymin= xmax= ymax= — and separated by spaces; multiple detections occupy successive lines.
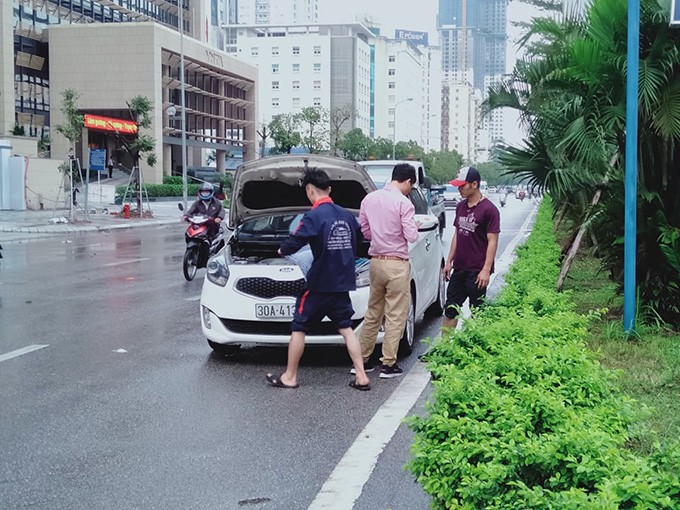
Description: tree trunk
xmin=556 ymin=157 xmax=616 ymax=292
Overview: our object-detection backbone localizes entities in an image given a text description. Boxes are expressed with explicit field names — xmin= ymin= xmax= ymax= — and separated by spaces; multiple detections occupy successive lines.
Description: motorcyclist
xmin=184 ymin=182 xmax=225 ymax=240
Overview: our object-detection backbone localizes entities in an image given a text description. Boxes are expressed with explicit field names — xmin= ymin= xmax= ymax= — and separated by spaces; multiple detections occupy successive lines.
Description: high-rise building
xmin=5 ymin=0 xmax=257 ymax=184
xmin=437 ymin=0 xmax=507 ymax=91
xmin=234 ymin=0 xmax=319 ymax=25
xmin=438 ymin=0 xmax=508 ymax=160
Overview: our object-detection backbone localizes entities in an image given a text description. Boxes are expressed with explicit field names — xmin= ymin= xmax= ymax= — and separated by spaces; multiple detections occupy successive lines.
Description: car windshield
xmin=445 ymin=185 xmax=456 ymax=193
xmin=238 ymin=213 xmax=304 ymax=235
xmin=361 ymin=165 xmax=394 ymax=188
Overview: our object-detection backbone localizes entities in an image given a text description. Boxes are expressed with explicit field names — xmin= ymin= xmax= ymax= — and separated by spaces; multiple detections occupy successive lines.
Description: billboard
xmin=394 ymin=29 xmax=429 ymax=46
xmin=672 ymin=0 xmax=680 ymax=24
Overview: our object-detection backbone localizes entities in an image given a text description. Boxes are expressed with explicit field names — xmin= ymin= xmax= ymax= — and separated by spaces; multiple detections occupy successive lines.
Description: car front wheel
xmin=425 ymin=264 xmax=446 ymax=317
xmin=398 ymin=291 xmax=416 ymax=356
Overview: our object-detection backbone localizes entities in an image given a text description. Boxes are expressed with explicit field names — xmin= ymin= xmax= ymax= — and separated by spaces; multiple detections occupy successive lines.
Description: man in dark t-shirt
xmin=442 ymin=166 xmax=500 ymax=332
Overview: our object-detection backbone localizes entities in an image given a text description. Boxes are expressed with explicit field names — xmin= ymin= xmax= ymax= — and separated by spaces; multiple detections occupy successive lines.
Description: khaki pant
xmin=359 ymin=258 xmax=410 ymax=366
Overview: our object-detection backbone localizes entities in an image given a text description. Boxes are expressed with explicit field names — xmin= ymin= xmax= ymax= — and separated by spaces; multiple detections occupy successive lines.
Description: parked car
xmin=357 ymin=159 xmax=446 ymax=237
xmin=199 ymin=155 xmax=446 ymax=356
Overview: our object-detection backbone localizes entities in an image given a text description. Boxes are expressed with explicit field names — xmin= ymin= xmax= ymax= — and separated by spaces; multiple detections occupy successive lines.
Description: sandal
xmin=349 ymin=379 xmax=371 ymax=391
xmin=266 ymin=373 xmax=299 ymax=389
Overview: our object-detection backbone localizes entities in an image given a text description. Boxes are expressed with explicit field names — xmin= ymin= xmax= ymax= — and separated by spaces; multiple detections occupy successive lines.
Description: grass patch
xmin=563 ymin=251 xmax=680 ymax=450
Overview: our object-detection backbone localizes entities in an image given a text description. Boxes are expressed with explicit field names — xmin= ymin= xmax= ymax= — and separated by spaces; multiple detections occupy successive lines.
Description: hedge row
xmin=116 ymin=183 xmax=203 ymax=198
xmin=409 ymin=199 xmax=680 ymax=509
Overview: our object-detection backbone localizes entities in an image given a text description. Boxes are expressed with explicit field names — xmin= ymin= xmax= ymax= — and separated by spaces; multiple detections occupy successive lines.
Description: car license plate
xmin=255 ymin=303 xmax=296 ymax=319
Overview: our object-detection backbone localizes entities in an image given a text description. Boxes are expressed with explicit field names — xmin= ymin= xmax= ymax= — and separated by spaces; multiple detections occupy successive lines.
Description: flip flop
xmin=349 ymin=379 xmax=371 ymax=391
xmin=266 ymin=373 xmax=299 ymax=389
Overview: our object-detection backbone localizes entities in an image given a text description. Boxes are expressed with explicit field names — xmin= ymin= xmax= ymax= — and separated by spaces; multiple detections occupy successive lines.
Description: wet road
xmin=0 ymin=195 xmax=535 ymax=509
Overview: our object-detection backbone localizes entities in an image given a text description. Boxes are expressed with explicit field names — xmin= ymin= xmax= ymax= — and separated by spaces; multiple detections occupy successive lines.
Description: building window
xmin=272 ymin=98 xmax=280 ymax=107
xmin=388 ymin=108 xmax=395 ymax=115
xmin=292 ymin=46 xmax=300 ymax=55
xmin=272 ymin=64 xmax=279 ymax=73
xmin=313 ymin=63 xmax=321 ymax=73
xmin=388 ymin=55 xmax=395 ymax=62
xmin=388 ymin=95 xmax=395 ymax=102
xmin=272 ymin=47 xmax=279 ymax=56
xmin=292 ymin=81 xmax=300 ymax=90
xmin=388 ymin=69 xmax=395 ymax=76
xmin=272 ymin=81 xmax=279 ymax=90
xmin=388 ymin=121 xmax=395 ymax=129
xmin=293 ymin=97 xmax=300 ymax=107
xmin=388 ymin=82 xmax=395 ymax=89
xmin=292 ymin=63 xmax=300 ymax=73
xmin=313 ymin=46 xmax=321 ymax=55
xmin=251 ymin=47 xmax=259 ymax=56
xmin=313 ymin=97 xmax=321 ymax=106
xmin=313 ymin=80 xmax=321 ymax=90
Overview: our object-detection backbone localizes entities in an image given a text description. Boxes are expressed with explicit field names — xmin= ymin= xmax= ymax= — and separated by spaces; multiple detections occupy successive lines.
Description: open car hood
xmin=229 ymin=155 xmax=377 ymax=228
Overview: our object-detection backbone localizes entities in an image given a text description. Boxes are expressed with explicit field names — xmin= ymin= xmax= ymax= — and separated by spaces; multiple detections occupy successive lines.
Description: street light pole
xmin=179 ymin=1 xmax=188 ymax=211
xmin=392 ymin=97 xmax=413 ymax=160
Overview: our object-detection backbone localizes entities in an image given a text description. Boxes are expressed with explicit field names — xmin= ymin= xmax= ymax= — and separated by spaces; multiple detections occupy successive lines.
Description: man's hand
xmin=443 ymin=261 xmax=453 ymax=281
xmin=215 ymin=217 xmax=222 ymax=223
xmin=277 ymin=248 xmax=283 ymax=257
xmin=476 ymin=268 xmax=491 ymax=289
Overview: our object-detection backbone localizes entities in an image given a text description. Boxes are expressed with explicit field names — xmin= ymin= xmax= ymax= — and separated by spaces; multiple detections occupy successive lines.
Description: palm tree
xmin=487 ymin=0 xmax=680 ymax=325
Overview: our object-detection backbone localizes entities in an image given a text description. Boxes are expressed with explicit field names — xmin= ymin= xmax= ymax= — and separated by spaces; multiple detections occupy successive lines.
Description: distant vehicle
xmin=488 ymin=186 xmax=497 ymax=193
xmin=443 ymin=184 xmax=458 ymax=208
xmin=480 ymin=180 xmax=488 ymax=193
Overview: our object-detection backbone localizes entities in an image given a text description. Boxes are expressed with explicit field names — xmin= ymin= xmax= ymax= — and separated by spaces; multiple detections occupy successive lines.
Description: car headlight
xmin=206 ymin=256 xmax=230 ymax=287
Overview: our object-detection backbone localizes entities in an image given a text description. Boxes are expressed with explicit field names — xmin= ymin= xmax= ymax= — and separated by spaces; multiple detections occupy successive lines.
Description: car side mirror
xmin=417 ymin=218 xmax=438 ymax=232
xmin=178 ymin=203 xmax=184 ymax=212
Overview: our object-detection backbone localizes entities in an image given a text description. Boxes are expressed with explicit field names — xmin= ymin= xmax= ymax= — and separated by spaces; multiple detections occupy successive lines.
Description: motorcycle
xmin=499 ymin=195 xmax=507 ymax=207
xmin=178 ymin=205 xmax=225 ymax=281
xmin=518 ymin=191 xmax=526 ymax=202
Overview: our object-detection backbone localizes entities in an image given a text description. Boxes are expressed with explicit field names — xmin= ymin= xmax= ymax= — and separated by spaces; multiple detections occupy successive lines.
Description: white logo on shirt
xmin=327 ymin=220 xmax=353 ymax=250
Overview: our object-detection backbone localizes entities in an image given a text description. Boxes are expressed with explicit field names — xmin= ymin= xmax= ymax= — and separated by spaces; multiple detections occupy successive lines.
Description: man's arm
xmin=358 ymin=201 xmax=372 ymax=240
xmin=443 ymin=231 xmax=457 ymax=280
xmin=401 ymin=201 xmax=419 ymax=243
xmin=279 ymin=214 xmax=314 ymax=256
xmin=476 ymin=232 xmax=499 ymax=289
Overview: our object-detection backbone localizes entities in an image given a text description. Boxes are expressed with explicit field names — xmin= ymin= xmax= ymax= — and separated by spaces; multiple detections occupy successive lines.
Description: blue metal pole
xmin=624 ymin=0 xmax=640 ymax=332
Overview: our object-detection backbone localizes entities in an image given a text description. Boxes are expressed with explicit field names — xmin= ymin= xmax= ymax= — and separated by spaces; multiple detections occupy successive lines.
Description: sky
xmin=319 ymin=0 xmax=544 ymax=146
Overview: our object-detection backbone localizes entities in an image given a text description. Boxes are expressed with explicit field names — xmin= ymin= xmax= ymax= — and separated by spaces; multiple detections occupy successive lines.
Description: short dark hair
xmin=302 ymin=168 xmax=331 ymax=190
xmin=391 ymin=163 xmax=416 ymax=184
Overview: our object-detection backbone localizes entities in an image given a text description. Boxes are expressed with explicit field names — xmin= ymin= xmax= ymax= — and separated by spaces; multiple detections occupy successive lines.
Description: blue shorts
xmin=291 ymin=290 xmax=355 ymax=333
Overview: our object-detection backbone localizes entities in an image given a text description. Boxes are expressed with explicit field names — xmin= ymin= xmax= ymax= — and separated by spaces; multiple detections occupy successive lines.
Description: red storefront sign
xmin=83 ymin=114 xmax=138 ymax=134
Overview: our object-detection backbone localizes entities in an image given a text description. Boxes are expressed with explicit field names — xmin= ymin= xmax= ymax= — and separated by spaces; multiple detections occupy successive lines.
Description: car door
xmin=408 ymin=187 xmax=439 ymax=316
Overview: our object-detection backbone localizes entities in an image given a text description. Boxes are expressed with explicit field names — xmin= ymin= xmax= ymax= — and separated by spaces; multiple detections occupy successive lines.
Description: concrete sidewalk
xmin=0 ymin=196 xmax=183 ymax=243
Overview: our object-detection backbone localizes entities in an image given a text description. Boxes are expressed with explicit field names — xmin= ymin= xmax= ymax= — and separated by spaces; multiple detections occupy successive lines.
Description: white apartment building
xmin=229 ymin=23 xmax=373 ymax=149
xmin=234 ymin=0 xmax=319 ymax=25
xmin=422 ymin=46 xmax=442 ymax=152
xmin=480 ymin=74 xmax=506 ymax=162
xmin=443 ymin=75 xmax=480 ymax=162
xmin=370 ymin=38 xmax=425 ymax=148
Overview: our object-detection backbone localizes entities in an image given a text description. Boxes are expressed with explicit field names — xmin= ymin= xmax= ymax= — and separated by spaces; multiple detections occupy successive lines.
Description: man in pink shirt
xmin=355 ymin=164 xmax=419 ymax=378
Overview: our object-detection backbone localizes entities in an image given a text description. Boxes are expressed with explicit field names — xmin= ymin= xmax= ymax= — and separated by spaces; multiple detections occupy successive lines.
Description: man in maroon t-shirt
xmin=442 ymin=166 xmax=500 ymax=331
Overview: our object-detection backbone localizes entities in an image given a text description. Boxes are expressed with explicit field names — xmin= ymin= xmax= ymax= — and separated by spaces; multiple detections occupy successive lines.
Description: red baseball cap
xmin=449 ymin=166 xmax=481 ymax=187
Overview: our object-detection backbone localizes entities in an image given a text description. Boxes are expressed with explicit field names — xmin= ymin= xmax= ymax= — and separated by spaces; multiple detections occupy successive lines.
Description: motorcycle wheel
xmin=183 ymin=247 xmax=198 ymax=281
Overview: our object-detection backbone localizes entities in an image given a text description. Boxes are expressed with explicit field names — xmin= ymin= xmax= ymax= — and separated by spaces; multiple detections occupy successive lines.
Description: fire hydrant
xmin=123 ymin=203 xmax=130 ymax=219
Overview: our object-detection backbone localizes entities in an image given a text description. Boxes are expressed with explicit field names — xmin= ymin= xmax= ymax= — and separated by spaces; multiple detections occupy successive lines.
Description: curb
xmin=0 ymin=218 xmax=180 ymax=242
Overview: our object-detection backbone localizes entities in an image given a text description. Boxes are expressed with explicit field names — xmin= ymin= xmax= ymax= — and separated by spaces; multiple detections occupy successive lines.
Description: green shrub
xmin=409 ymin=198 xmax=680 ymax=509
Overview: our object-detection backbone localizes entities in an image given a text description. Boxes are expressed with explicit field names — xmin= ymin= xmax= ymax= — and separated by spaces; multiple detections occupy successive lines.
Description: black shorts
xmin=445 ymin=270 xmax=487 ymax=319
xmin=291 ymin=290 xmax=355 ymax=333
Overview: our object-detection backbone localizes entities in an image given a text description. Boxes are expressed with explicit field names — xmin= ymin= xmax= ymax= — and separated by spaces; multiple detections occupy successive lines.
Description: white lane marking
xmin=184 ymin=295 xmax=201 ymax=302
xmin=102 ymin=257 xmax=149 ymax=268
xmin=0 ymin=344 xmax=49 ymax=362
xmin=308 ymin=361 xmax=431 ymax=510
xmin=309 ymin=204 xmax=540 ymax=510
xmin=113 ymin=349 xmax=128 ymax=353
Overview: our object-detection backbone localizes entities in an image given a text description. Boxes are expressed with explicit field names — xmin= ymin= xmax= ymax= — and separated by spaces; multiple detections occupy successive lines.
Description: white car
xmin=199 ymin=155 xmax=446 ymax=356
xmin=442 ymin=184 xmax=459 ymax=208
